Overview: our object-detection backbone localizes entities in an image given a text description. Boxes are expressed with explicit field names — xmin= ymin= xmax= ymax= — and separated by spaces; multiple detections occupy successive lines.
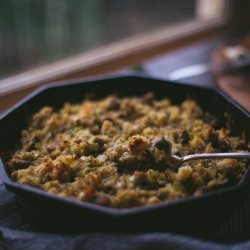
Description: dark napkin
xmin=1 ymin=178 xmax=250 ymax=250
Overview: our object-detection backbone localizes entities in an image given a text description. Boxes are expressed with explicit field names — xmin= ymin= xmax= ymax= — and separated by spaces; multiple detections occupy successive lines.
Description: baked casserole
xmin=7 ymin=93 xmax=249 ymax=208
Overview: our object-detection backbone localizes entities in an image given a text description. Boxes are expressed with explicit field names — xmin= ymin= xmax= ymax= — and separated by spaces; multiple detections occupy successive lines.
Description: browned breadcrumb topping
xmin=7 ymin=93 xmax=249 ymax=208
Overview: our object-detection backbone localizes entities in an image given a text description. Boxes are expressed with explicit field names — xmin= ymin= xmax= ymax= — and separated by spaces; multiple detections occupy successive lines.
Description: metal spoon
xmin=171 ymin=152 xmax=250 ymax=169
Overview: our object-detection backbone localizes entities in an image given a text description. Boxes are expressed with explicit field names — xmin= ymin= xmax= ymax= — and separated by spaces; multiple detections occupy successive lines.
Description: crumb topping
xmin=7 ymin=93 xmax=249 ymax=208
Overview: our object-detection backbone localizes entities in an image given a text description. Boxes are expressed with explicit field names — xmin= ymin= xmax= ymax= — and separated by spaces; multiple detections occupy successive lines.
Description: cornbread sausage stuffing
xmin=7 ymin=93 xmax=249 ymax=208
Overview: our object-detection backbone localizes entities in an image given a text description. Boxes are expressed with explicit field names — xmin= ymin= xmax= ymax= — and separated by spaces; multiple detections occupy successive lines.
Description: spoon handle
xmin=182 ymin=152 xmax=250 ymax=164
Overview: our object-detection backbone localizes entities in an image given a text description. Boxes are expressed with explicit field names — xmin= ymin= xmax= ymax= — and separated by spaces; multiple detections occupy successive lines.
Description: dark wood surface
xmin=212 ymin=35 xmax=250 ymax=111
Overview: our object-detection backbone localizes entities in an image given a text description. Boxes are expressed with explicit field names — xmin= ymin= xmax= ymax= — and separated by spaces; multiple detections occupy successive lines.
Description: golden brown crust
xmin=7 ymin=93 xmax=249 ymax=208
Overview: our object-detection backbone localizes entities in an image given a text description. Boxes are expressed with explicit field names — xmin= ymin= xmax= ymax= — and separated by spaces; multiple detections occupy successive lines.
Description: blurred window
xmin=0 ymin=0 xmax=227 ymax=92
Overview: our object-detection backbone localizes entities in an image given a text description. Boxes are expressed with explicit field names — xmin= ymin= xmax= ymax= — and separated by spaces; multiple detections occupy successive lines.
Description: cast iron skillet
xmin=0 ymin=74 xmax=249 ymax=239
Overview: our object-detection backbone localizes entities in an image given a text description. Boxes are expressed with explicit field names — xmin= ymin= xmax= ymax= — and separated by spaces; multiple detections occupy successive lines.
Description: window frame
xmin=0 ymin=0 xmax=240 ymax=97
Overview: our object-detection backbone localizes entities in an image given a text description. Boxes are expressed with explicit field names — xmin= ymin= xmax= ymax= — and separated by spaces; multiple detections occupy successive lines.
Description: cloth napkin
xmin=1 ymin=178 xmax=250 ymax=250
